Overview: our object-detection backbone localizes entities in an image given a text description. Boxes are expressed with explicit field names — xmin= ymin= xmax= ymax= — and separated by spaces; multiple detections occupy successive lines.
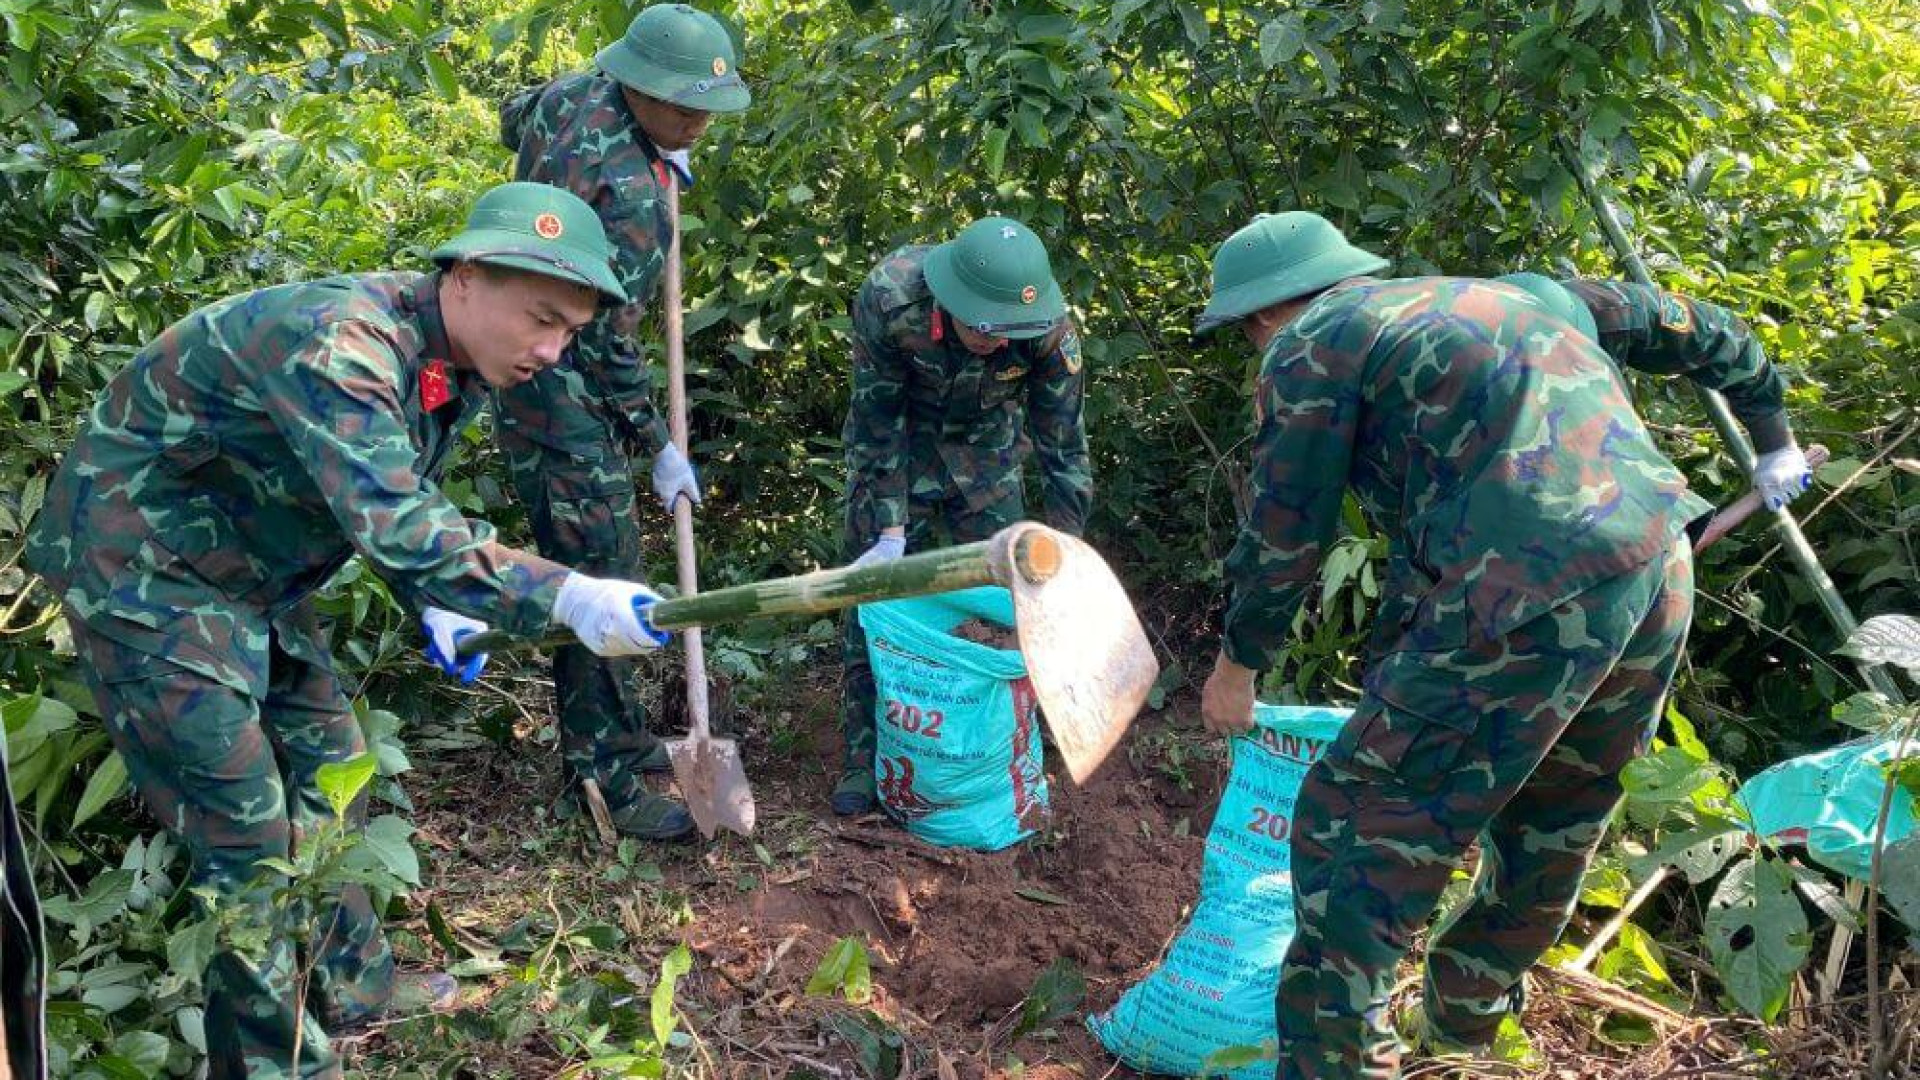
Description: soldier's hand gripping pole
xmin=1557 ymin=135 xmax=1904 ymax=703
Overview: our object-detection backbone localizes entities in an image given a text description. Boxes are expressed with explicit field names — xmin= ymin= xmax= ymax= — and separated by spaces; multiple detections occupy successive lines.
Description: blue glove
xmin=1753 ymin=446 xmax=1813 ymax=510
xmin=422 ymin=606 xmax=487 ymax=684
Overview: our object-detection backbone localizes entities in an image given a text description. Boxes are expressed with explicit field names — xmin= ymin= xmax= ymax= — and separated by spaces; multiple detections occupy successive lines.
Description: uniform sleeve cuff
xmin=1220 ymin=630 xmax=1272 ymax=674
xmin=1743 ymin=410 xmax=1793 ymax=456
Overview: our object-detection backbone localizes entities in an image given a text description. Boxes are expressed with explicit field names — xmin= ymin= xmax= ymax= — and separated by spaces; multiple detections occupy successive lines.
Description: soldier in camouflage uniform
xmin=834 ymin=216 xmax=1092 ymax=815
xmin=26 ymin=184 xmax=674 ymax=1079
xmin=1191 ymin=213 xmax=1810 ymax=1079
xmin=496 ymin=4 xmax=750 ymax=841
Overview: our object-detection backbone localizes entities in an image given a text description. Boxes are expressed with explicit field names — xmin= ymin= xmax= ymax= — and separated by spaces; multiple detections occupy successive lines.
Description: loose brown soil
xmin=368 ymin=658 xmax=1911 ymax=1079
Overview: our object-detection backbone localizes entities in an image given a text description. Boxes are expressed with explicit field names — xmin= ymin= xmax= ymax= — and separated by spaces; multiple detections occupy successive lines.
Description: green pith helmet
xmin=595 ymin=4 xmax=750 ymax=113
xmin=923 ymin=216 xmax=1066 ymax=339
xmin=1195 ymin=211 xmax=1388 ymax=335
xmin=1494 ymin=272 xmax=1599 ymax=340
xmin=431 ymin=182 xmax=628 ymax=304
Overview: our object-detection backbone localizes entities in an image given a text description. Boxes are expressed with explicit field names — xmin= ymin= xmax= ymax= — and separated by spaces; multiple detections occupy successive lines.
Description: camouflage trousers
xmin=839 ymin=479 xmax=1024 ymax=775
xmin=499 ymin=429 xmax=661 ymax=815
xmin=67 ymin=612 xmax=394 ymax=1080
xmin=1275 ymin=541 xmax=1694 ymax=1080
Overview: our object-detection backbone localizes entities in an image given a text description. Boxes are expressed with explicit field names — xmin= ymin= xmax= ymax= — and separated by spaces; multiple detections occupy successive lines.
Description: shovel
xmin=656 ymin=176 xmax=754 ymax=838
xmin=458 ymin=521 xmax=1160 ymax=785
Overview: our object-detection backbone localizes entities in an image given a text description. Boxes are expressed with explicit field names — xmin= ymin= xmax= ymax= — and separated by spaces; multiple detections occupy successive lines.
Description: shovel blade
xmin=666 ymin=735 xmax=756 ymax=838
xmin=1007 ymin=526 xmax=1159 ymax=785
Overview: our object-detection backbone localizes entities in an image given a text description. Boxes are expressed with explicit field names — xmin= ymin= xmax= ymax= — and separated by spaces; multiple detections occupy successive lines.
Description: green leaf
xmin=650 ymin=944 xmax=693 ymax=1047
xmin=1175 ymin=2 xmax=1209 ymax=47
xmin=41 ymin=869 xmax=135 ymax=938
xmin=1012 ymin=958 xmax=1084 ymax=1039
xmin=806 ymin=935 xmax=873 ymax=1003
xmin=1705 ymin=856 xmax=1810 ymax=1020
xmin=1830 ymin=692 xmax=1895 ymax=733
xmin=445 ymin=957 xmax=509 ymax=978
xmin=426 ymin=898 xmax=465 ymax=955
xmin=1838 ymin=616 xmax=1920 ymax=674
xmin=356 ymin=814 xmax=421 ymax=886
xmin=1015 ymin=14 xmax=1074 ymax=42
xmin=1881 ymin=833 xmax=1920 ymax=931
xmin=71 ymin=750 xmax=129 ymax=831
xmin=109 ymin=1029 xmax=172 ymax=1074
xmin=0 ymin=371 xmax=27 ymax=398
xmin=315 ymin=753 xmax=376 ymax=818
xmin=1303 ymin=41 xmax=1343 ymax=96
xmin=982 ymin=125 xmax=1010 ymax=180
xmin=1011 ymin=105 xmax=1048 ymax=149
xmin=1786 ymin=865 xmax=1862 ymax=934
xmin=1015 ymin=886 xmax=1070 ymax=906
xmin=166 ymin=916 xmax=219 ymax=981
xmin=1258 ymin=16 xmax=1304 ymax=68
xmin=824 ymin=1011 xmax=902 ymax=1080
xmin=424 ymin=53 xmax=459 ymax=98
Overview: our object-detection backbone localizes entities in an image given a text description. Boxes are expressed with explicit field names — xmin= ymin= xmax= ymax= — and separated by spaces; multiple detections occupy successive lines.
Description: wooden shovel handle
xmin=662 ymin=175 xmax=715 ymax=743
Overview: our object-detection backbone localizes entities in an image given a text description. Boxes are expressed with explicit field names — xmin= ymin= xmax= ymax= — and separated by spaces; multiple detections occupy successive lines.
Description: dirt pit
xmin=683 ymin=712 xmax=1222 ymax=1072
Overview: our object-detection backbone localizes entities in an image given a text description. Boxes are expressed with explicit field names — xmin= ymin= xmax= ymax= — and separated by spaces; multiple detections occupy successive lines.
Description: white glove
xmin=1753 ymin=446 xmax=1813 ymax=510
xmin=661 ymin=148 xmax=694 ymax=189
xmin=651 ymin=444 xmax=701 ymax=512
xmin=552 ymin=574 xmax=669 ymax=657
xmin=850 ymin=534 xmax=907 ymax=570
xmin=422 ymin=607 xmax=488 ymax=683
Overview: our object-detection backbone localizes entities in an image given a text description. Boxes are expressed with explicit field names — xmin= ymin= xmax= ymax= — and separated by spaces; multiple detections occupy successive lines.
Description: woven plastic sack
xmin=1737 ymin=734 xmax=1916 ymax=882
xmin=859 ymin=586 xmax=1048 ymax=851
xmin=1090 ymin=704 xmax=1352 ymax=1077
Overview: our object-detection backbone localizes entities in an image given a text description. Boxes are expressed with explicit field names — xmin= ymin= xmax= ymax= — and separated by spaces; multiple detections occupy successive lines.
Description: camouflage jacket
xmin=26 ymin=273 xmax=569 ymax=696
xmin=499 ymin=71 xmax=673 ymax=453
xmin=843 ymin=245 xmax=1092 ymax=535
xmin=1221 ymin=276 xmax=1737 ymax=671
xmin=1559 ymin=279 xmax=1792 ymax=452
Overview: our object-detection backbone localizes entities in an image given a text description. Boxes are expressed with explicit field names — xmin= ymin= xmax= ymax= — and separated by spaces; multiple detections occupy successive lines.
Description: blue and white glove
xmin=422 ymin=606 xmax=488 ymax=684
xmin=553 ymin=574 xmax=669 ymax=657
xmin=661 ymin=148 xmax=694 ymax=190
xmin=1753 ymin=446 xmax=1813 ymax=510
xmin=851 ymin=534 xmax=906 ymax=570
xmin=651 ymin=444 xmax=701 ymax=512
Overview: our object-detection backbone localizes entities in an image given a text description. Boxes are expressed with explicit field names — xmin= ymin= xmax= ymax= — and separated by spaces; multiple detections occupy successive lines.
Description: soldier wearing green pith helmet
xmin=26 ymin=183 xmax=677 ymax=1079
xmin=1191 ymin=212 xmax=1807 ymax=1079
xmin=497 ymin=4 xmax=750 ymax=842
xmin=833 ymin=217 xmax=1093 ymax=815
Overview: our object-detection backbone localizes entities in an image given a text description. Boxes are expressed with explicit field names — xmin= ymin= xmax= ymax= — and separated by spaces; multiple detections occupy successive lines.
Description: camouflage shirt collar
xmin=410 ymin=272 xmax=457 ymax=367
xmin=409 ymin=273 xmax=483 ymax=407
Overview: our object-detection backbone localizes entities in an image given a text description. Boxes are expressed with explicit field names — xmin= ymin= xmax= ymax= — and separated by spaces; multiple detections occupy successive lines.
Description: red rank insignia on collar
xmin=930 ymin=307 xmax=944 ymax=342
xmin=419 ymin=360 xmax=453 ymax=412
xmin=653 ymin=160 xmax=671 ymax=189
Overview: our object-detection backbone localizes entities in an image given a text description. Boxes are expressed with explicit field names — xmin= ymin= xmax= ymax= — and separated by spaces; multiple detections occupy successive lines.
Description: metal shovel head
xmin=666 ymin=734 xmax=756 ymax=838
xmin=1003 ymin=524 xmax=1160 ymax=785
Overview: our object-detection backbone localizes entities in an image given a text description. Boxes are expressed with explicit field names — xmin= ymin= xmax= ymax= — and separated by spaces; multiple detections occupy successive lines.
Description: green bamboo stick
xmin=458 ymin=527 xmax=1059 ymax=656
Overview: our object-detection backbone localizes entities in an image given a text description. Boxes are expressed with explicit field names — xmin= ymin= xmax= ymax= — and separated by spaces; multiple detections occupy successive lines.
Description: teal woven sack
xmin=859 ymin=586 xmax=1049 ymax=851
xmin=1738 ymin=734 xmax=1916 ymax=882
xmin=1090 ymin=704 xmax=1353 ymax=1077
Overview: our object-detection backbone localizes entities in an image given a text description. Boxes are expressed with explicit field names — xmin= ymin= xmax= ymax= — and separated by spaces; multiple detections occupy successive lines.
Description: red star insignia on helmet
xmin=533 ymin=212 xmax=564 ymax=239
xmin=1020 ymin=285 xmax=1038 ymax=304
xmin=712 ymin=56 xmax=727 ymax=76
